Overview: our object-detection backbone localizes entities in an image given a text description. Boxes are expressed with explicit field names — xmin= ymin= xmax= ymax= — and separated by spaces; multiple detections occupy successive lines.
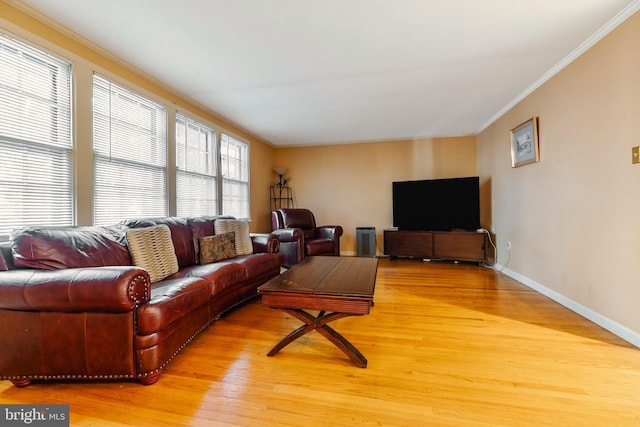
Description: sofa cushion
xmin=199 ymin=232 xmax=236 ymax=264
xmin=127 ymin=225 xmax=179 ymax=283
xmin=137 ymin=277 xmax=211 ymax=335
xmin=171 ymin=257 xmax=247 ymax=283
xmin=215 ymin=219 xmax=253 ymax=255
xmin=10 ymin=226 xmax=132 ymax=270
xmin=174 ymin=261 xmax=248 ymax=295
xmin=233 ymin=253 xmax=283 ymax=278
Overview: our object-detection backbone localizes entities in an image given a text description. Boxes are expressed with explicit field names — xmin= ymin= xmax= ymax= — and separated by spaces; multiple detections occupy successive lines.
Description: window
xmin=220 ymin=133 xmax=249 ymax=218
xmin=0 ymin=32 xmax=73 ymax=237
xmin=92 ymin=75 xmax=167 ymax=225
xmin=175 ymin=113 xmax=217 ymax=217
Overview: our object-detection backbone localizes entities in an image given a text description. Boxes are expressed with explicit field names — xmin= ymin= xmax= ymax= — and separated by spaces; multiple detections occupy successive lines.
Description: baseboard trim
xmin=499 ymin=266 xmax=640 ymax=348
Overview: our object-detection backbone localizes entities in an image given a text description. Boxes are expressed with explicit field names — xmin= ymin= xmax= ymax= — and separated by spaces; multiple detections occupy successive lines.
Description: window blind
xmin=93 ymin=75 xmax=167 ymax=225
xmin=176 ymin=113 xmax=217 ymax=217
xmin=0 ymin=32 xmax=73 ymax=237
xmin=220 ymin=133 xmax=249 ymax=219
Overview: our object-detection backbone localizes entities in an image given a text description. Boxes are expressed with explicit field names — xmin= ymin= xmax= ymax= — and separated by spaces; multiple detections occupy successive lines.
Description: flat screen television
xmin=392 ymin=176 xmax=480 ymax=231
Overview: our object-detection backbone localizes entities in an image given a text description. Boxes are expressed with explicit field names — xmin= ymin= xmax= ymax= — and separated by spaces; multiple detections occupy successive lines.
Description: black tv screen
xmin=392 ymin=177 xmax=480 ymax=231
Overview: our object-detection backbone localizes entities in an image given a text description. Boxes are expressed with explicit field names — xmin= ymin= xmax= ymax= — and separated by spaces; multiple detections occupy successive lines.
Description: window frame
xmin=92 ymin=73 xmax=169 ymax=226
xmin=0 ymin=30 xmax=74 ymax=239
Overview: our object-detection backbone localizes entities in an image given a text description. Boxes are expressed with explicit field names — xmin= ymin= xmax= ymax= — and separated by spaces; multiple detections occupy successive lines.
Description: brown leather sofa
xmin=0 ymin=216 xmax=281 ymax=386
xmin=271 ymin=208 xmax=343 ymax=267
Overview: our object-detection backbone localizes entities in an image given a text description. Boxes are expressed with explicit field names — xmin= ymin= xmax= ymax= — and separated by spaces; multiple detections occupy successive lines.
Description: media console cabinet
xmin=383 ymin=229 xmax=486 ymax=263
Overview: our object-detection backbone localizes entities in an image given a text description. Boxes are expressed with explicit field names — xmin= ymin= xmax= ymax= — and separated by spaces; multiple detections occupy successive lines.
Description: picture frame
xmin=510 ymin=117 xmax=539 ymax=168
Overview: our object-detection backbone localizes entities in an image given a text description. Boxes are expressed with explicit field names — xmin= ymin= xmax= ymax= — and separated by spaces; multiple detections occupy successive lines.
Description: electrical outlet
xmin=506 ymin=241 xmax=511 ymax=251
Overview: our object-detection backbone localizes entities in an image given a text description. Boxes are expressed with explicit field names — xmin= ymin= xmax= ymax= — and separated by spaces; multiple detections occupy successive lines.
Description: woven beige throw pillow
xmin=126 ymin=224 xmax=179 ymax=283
xmin=214 ymin=219 xmax=253 ymax=256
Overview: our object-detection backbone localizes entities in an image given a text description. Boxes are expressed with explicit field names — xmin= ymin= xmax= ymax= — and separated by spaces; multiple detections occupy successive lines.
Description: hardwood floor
xmin=1 ymin=258 xmax=639 ymax=426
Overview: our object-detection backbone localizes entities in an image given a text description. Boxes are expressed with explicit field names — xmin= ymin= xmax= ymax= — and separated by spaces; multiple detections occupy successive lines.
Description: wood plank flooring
xmin=1 ymin=258 xmax=639 ymax=426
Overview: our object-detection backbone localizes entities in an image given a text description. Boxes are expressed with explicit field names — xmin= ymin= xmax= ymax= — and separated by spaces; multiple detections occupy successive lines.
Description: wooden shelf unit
xmin=383 ymin=229 xmax=486 ymax=263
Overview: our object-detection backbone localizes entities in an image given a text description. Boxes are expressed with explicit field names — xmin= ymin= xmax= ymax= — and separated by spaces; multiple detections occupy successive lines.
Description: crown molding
xmin=480 ymin=0 xmax=640 ymax=132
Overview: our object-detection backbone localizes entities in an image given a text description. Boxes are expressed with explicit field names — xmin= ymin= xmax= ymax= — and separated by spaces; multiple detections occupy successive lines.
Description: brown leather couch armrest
xmin=0 ymin=266 xmax=151 ymax=312
xmin=271 ymin=228 xmax=304 ymax=243
xmin=251 ymin=233 xmax=280 ymax=254
xmin=316 ymin=225 xmax=344 ymax=240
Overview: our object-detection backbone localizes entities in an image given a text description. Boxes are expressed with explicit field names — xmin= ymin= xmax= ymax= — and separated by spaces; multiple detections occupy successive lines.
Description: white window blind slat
xmin=0 ymin=33 xmax=72 ymax=237
xmin=93 ymin=75 xmax=167 ymax=225
xmin=175 ymin=113 xmax=217 ymax=217
xmin=94 ymin=159 xmax=167 ymax=225
xmin=176 ymin=172 xmax=217 ymax=216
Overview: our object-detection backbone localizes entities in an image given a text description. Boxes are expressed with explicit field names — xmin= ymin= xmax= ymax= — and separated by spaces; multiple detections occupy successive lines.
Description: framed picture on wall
xmin=510 ymin=117 xmax=539 ymax=167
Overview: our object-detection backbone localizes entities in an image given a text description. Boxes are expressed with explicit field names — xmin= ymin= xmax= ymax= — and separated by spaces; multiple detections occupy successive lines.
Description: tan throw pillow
xmin=199 ymin=232 xmax=236 ymax=264
xmin=126 ymin=224 xmax=179 ymax=283
xmin=214 ymin=219 xmax=253 ymax=256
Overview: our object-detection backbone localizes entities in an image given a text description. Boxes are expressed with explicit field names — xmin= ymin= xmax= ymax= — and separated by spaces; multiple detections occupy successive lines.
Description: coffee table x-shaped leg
xmin=267 ymin=308 xmax=368 ymax=368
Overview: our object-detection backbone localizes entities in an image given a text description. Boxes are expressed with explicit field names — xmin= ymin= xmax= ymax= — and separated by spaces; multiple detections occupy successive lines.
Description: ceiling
xmin=14 ymin=0 xmax=640 ymax=146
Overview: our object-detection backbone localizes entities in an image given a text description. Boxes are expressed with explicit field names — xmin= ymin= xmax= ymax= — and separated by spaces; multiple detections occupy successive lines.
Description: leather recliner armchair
xmin=271 ymin=208 xmax=343 ymax=268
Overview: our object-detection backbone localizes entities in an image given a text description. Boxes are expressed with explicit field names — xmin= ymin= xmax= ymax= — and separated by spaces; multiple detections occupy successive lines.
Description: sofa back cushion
xmin=280 ymin=208 xmax=317 ymax=239
xmin=10 ymin=225 xmax=132 ymax=270
xmin=121 ymin=217 xmax=195 ymax=268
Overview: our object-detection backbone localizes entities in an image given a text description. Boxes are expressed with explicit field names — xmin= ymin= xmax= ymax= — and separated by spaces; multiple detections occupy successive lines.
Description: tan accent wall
xmin=0 ymin=1 xmax=275 ymax=232
xmin=274 ymin=136 xmax=477 ymax=254
xmin=477 ymin=11 xmax=640 ymax=334
xmin=250 ymin=138 xmax=278 ymax=232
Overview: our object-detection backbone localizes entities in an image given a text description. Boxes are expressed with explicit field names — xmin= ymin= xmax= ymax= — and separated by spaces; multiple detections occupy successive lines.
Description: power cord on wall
xmin=477 ymin=228 xmax=510 ymax=272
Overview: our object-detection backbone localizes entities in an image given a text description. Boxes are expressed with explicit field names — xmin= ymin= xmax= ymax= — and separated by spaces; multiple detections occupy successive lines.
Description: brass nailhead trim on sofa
xmin=137 ymin=317 xmax=216 ymax=379
xmin=128 ymin=273 xmax=150 ymax=304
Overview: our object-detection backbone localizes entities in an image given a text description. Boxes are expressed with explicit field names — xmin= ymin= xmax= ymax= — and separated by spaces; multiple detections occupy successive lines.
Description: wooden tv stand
xmin=383 ymin=229 xmax=486 ymax=263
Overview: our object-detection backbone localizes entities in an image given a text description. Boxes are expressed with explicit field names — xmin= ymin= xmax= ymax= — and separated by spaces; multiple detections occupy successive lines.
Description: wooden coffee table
xmin=258 ymin=256 xmax=378 ymax=367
